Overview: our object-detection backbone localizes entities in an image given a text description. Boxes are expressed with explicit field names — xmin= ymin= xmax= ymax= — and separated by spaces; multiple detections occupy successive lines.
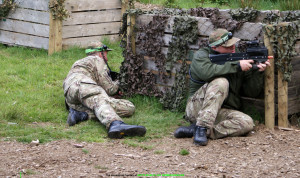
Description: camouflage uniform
xmin=187 ymin=29 xmax=265 ymax=139
xmin=63 ymin=55 xmax=135 ymax=128
xmin=186 ymin=78 xmax=254 ymax=139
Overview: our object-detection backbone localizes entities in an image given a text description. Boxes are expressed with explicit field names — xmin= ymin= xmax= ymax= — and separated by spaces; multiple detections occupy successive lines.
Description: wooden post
xmin=48 ymin=0 xmax=62 ymax=55
xmin=277 ymin=22 xmax=290 ymax=128
xmin=263 ymin=25 xmax=275 ymax=129
xmin=127 ymin=13 xmax=136 ymax=55
xmin=121 ymin=0 xmax=129 ymax=15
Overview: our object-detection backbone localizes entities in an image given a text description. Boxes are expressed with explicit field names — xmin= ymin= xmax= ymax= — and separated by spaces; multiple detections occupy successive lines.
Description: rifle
xmin=209 ymin=40 xmax=273 ymax=70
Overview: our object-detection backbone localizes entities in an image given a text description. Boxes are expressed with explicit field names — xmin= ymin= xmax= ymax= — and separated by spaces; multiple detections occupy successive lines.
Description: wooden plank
xmin=287 ymin=99 xmax=300 ymax=115
xmin=277 ymin=22 xmax=290 ymax=127
xmin=291 ymin=56 xmax=300 ymax=71
xmin=136 ymin=14 xmax=265 ymax=40
xmin=62 ymin=34 xmax=120 ymax=49
xmin=15 ymin=0 xmax=50 ymax=11
xmin=0 ymin=19 xmax=49 ymax=37
xmin=0 ymin=30 xmax=48 ymax=49
xmin=289 ymin=70 xmax=300 ymax=87
xmin=121 ymin=0 xmax=129 ymax=15
xmin=65 ymin=0 xmax=121 ymax=12
xmin=287 ymin=85 xmax=300 ymax=100
xmin=63 ymin=9 xmax=122 ymax=26
xmin=137 ymin=14 xmax=214 ymax=36
xmin=143 ymin=56 xmax=191 ymax=74
xmin=234 ymin=22 xmax=263 ymax=41
xmin=263 ymin=24 xmax=275 ymax=129
xmin=241 ymin=97 xmax=265 ymax=114
xmin=6 ymin=8 xmax=50 ymax=25
xmin=48 ymin=2 xmax=62 ymax=55
xmin=241 ymin=97 xmax=300 ymax=116
xmin=62 ymin=22 xmax=120 ymax=38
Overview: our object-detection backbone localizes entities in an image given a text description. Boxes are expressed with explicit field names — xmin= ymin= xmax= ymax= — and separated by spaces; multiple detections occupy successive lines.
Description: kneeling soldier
xmin=63 ymin=42 xmax=146 ymax=138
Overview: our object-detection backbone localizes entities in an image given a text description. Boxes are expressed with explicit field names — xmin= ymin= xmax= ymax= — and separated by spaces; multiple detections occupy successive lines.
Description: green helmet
xmin=85 ymin=41 xmax=112 ymax=54
xmin=209 ymin=29 xmax=240 ymax=47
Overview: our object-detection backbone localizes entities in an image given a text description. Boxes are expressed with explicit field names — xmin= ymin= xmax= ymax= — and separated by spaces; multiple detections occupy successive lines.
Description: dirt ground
xmin=1 ymin=125 xmax=300 ymax=177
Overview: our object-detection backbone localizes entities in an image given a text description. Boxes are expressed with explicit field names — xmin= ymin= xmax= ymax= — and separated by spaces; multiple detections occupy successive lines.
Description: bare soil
xmin=1 ymin=125 xmax=300 ymax=177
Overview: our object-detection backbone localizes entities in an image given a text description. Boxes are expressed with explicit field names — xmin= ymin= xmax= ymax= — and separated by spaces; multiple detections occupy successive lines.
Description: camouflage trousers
xmin=65 ymin=82 xmax=135 ymax=128
xmin=186 ymin=77 xmax=254 ymax=139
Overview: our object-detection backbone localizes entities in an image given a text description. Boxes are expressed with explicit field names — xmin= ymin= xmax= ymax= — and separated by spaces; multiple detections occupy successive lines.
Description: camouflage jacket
xmin=189 ymin=47 xmax=264 ymax=110
xmin=63 ymin=55 xmax=119 ymax=97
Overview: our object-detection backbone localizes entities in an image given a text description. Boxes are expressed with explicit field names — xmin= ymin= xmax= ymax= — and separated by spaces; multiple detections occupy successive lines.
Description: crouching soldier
xmin=63 ymin=42 xmax=146 ymax=139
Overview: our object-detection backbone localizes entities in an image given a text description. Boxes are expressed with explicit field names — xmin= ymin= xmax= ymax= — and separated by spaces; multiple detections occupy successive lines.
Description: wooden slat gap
xmin=2 ymin=18 xmax=50 ymax=26
xmin=62 ymin=33 xmax=120 ymax=40
xmin=15 ymin=7 xmax=49 ymax=13
xmin=63 ymin=21 xmax=121 ymax=27
xmin=70 ymin=8 xmax=121 ymax=13
xmin=0 ymin=29 xmax=49 ymax=39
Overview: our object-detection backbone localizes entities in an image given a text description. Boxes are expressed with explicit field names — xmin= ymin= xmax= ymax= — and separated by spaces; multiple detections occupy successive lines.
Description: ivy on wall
xmin=161 ymin=16 xmax=198 ymax=111
xmin=264 ymin=22 xmax=299 ymax=82
xmin=49 ymin=0 xmax=69 ymax=20
xmin=0 ymin=0 xmax=16 ymax=20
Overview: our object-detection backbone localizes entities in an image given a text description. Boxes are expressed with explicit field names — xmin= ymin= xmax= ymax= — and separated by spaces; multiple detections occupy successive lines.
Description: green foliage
xmin=239 ymin=0 xmax=260 ymax=9
xmin=210 ymin=0 xmax=230 ymax=6
xmin=179 ymin=149 xmax=189 ymax=155
xmin=137 ymin=0 xmax=299 ymax=10
xmin=154 ymin=150 xmax=165 ymax=154
xmin=48 ymin=0 xmax=69 ymax=20
xmin=164 ymin=0 xmax=179 ymax=8
xmin=0 ymin=0 xmax=16 ymax=20
xmin=263 ymin=21 xmax=299 ymax=82
xmin=82 ymin=149 xmax=89 ymax=154
xmin=230 ymin=7 xmax=259 ymax=22
xmin=279 ymin=0 xmax=300 ymax=11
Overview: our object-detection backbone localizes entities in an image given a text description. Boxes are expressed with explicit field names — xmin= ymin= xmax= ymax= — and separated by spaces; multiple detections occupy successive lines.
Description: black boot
xmin=108 ymin=121 xmax=146 ymax=139
xmin=174 ymin=124 xmax=196 ymax=138
xmin=67 ymin=108 xmax=88 ymax=126
xmin=193 ymin=126 xmax=208 ymax=146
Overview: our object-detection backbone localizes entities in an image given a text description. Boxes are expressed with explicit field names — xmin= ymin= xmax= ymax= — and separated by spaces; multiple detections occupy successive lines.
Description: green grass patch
xmin=82 ymin=149 xmax=89 ymax=154
xmin=137 ymin=0 xmax=297 ymax=10
xmin=179 ymin=149 xmax=189 ymax=155
xmin=0 ymin=42 xmax=185 ymax=144
xmin=154 ymin=150 xmax=165 ymax=154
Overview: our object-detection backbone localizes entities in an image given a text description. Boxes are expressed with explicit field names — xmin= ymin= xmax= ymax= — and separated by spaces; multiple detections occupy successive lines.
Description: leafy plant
xmin=0 ymin=0 xmax=17 ymax=20
xmin=179 ymin=149 xmax=189 ymax=155
xmin=279 ymin=0 xmax=300 ymax=11
xmin=48 ymin=0 xmax=69 ymax=20
xmin=164 ymin=0 xmax=179 ymax=8
xmin=82 ymin=149 xmax=89 ymax=154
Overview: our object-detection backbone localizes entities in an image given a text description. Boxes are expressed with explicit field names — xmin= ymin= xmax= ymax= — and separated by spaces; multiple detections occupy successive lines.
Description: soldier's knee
xmin=126 ymin=105 xmax=135 ymax=116
xmin=243 ymin=115 xmax=254 ymax=132
xmin=212 ymin=77 xmax=229 ymax=94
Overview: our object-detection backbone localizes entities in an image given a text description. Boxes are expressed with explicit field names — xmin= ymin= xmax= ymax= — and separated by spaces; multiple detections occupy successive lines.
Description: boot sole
xmin=108 ymin=127 xmax=146 ymax=139
xmin=174 ymin=132 xmax=194 ymax=138
xmin=194 ymin=141 xmax=208 ymax=146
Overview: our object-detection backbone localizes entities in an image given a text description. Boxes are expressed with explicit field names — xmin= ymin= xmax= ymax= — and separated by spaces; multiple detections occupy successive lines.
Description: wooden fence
xmin=0 ymin=0 xmax=123 ymax=54
xmin=129 ymin=11 xmax=300 ymax=129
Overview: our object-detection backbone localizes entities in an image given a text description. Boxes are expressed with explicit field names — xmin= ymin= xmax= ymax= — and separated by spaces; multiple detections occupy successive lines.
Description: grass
xmin=0 ymin=37 xmax=265 ymax=145
xmin=179 ymin=149 xmax=189 ymax=155
xmin=0 ymin=40 xmax=186 ymax=145
xmin=136 ymin=0 xmax=299 ymax=10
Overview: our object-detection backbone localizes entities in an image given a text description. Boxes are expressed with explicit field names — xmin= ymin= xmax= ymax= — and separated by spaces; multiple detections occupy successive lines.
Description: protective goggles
xmin=209 ymin=32 xmax=233 ymax=47
xmin=85 ymin=45 xmax=111 ymax=54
